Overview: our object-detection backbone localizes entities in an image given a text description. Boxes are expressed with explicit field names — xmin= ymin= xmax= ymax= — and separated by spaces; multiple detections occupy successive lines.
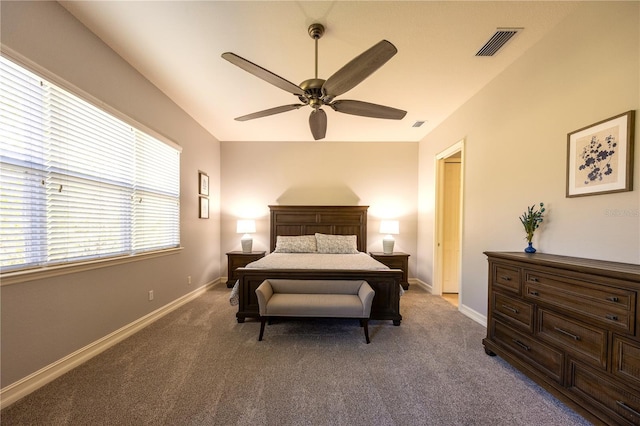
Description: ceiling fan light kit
xmin=222 ymin=23 xmax=407 ymax=140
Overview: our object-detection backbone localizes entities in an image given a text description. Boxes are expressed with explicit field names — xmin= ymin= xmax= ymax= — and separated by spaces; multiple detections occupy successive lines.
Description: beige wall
xmin=0 ymin=1 xmax=221 ymax=387
xmin=418 ymin=1 xmax=640 ymax=319
xmin=220 ymin=141 xmax=419 ymax=276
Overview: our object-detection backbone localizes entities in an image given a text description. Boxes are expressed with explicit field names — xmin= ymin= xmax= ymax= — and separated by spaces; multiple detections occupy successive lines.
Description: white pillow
xmin=315 ymin=233 xmax=359 ymax=254
xmin=273 ymin=235 xmax=317 ymax=253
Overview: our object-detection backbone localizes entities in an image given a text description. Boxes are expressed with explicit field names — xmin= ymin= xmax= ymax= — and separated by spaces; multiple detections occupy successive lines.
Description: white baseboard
xmin=410 ymin=278 xmax=432 ymax=293
xmin=459 ymin=304 xmax=487 ymax=327
xmin=409 ymin=278 xmax=486 ymax=327
xmin=0 ymin=279 xmax=218 ymax=409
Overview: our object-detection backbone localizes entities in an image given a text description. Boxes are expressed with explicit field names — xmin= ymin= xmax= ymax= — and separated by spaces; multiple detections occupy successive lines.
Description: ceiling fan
xmin=221 ymin=23 xmax=407 ymax=140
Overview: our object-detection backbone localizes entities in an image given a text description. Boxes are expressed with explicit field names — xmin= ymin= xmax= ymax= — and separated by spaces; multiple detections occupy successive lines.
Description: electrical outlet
xmin=148 ymin=290 xmax=154 ymax=301
xmin=187 ymin=275 xmax=192 ymax=285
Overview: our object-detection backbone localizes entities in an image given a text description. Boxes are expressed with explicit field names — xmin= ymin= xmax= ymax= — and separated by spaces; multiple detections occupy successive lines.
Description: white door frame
xmin=433 ymin=140 xmax=464 ymax=298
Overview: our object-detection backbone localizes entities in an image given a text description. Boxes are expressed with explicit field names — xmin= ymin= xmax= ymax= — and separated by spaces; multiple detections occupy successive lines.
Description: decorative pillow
xmin=273 ymin=235 xmax=317 ymax=253
xmin=315 ymin=233 xmax=359 ymax=254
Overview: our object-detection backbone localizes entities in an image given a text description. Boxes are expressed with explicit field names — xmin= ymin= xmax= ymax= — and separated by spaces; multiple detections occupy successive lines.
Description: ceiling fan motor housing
xmin=299 ymin=78 xmax=326 ymax=108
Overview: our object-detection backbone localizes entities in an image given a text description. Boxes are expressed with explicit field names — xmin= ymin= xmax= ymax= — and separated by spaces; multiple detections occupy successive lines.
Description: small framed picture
xmin=199 ymin=171 xmax=209 ymax=196
xmin=199 ymin=196 xmax=209 ymax=219
xmin=566 ymin=110 xmax=635 ymax=197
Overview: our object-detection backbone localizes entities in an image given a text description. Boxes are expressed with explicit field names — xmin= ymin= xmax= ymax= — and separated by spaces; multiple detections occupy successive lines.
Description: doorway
xmin=434 ymin=141 xmax=464 ymax=308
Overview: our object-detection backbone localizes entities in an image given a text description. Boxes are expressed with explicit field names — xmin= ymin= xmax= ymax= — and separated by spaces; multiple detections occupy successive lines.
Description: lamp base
xmin=241 ymin=238 xmax=253 ymax=253
xmin=382 ymin=239 xmax=394 ymax=254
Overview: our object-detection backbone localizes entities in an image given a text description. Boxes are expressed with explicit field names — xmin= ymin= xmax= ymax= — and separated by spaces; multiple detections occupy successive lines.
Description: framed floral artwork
xmin=566 ymin=110 xmax=635 ymax=197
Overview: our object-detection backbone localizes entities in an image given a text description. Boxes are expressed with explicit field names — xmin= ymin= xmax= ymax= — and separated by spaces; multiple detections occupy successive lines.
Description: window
xmin=0 ymin=55 xmax=181 ymax=273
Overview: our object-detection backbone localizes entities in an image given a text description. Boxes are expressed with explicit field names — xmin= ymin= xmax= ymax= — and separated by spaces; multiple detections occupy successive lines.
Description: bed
xmin=232 ymin=205 xmax=403 ymax=325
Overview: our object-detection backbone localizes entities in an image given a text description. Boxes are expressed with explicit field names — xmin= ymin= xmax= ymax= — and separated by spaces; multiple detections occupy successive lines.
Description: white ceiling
xmin=59 ymin=1 xmax=578 ymax=143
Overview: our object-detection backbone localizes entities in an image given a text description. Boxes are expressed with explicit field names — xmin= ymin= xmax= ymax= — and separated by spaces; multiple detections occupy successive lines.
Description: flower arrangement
xmin=519 ymin=202 xmax=545 ymax=244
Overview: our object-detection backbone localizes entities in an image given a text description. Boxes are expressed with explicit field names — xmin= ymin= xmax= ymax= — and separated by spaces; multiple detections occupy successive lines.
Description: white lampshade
xmin=379 ymin=220 xmax=399 ymax=235
xmin=236 ymin=220 xmax=256 ymax=234
xmin=380 ymin=220 xmax=399 ymax=254
xmin=237 ymin=220 xmax=256 ymax=253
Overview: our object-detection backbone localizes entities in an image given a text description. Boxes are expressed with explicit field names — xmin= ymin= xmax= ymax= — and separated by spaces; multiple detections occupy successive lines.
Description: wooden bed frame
xmin=235 ymin=205 xmax=403 ymax=325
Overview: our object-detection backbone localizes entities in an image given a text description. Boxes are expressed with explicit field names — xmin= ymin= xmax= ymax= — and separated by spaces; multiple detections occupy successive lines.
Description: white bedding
xmin=229 ymin=252 xmax=403 ymax=306
xmin=244 ymin=252 xmax=390 ymax=270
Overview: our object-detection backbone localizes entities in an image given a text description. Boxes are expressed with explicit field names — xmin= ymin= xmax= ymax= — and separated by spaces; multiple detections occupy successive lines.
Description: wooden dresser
xmin=483 ymin=252 xmax=640 ymax=425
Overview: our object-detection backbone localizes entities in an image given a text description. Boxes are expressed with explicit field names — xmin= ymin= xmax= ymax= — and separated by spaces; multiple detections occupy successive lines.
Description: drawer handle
xmin=512 ymin=339 xmax=530 ymax=351
xmin=554 ymin=327 xmax=581 ymax=341
xmin=606 ymin=296 xmax=619 ymax=302
xmin=529 ymin=290 xmax=539 ymax=296
xmin=500 ymin=276 xmax=512 ymax=281
xmin=529 ymin=277 xmax=539 ymax=282
xmin=616 ymin=400 xmax=640 ymax=418
xmin=605 ymin=314 xmax=619 ymax=321
xmin=501 ymin=304 xmax=519 ymax=314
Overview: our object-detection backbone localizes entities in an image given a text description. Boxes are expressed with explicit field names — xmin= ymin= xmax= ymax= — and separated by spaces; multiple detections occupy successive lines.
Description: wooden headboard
xmin=269 ymin=205 xmax=368 ymax=253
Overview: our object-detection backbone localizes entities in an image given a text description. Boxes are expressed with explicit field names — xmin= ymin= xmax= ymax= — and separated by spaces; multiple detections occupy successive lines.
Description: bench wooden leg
xmin=363 ymin=319 xmax=370 ymax=344
xmin=259 ymin=317 xmax=266 ymax=341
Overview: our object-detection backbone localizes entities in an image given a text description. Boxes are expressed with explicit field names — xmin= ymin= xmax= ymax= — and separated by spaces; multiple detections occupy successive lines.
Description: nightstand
xmin=226 ymin=251 xmax=266 ymax=288
xmin=369 ymin=252 xmax=410 ymax=290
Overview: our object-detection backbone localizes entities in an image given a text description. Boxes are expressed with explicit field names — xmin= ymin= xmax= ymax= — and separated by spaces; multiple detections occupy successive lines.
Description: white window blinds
xmin=0 ymin=56 xmax=180 ymax=272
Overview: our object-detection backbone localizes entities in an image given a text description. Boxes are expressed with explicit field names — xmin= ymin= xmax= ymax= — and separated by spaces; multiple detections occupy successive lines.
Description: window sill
xmin=0 ymin=247 xmax=183 ymax=286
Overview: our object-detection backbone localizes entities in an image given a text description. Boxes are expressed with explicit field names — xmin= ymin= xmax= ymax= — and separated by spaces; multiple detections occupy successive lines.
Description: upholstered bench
xmin=255 ymin=279 xmax=375 ymax=343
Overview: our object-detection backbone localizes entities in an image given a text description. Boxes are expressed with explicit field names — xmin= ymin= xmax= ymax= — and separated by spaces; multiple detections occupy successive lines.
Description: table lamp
xmin=237 ymin=219 xmax=256 ymax=253
xmin=380 ymin=220 xmax=399 ymax=254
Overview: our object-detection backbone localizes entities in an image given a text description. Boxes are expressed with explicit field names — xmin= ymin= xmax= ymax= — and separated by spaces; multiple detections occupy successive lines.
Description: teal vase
xmin=524 ymin=242 xmax=536 ymax=253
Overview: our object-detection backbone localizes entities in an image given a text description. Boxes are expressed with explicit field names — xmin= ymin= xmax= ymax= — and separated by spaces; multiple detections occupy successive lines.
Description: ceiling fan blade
xmin=309 ymin=109 xmax=327 ymax=140
xmin=330 ymin=100 xmax=407 ymax=120
xmin=322 ymin=40 xmax=398 ymax=99
xmin=222 ymin=52 xmax=305 ymax=97
xmin=235 ymin=104 xmax=305 ymax=121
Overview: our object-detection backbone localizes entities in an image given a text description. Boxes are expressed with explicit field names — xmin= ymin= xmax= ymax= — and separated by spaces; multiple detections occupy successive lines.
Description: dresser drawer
xmin=569 ymin=361 xmax=640 ymax=425
xmin=523 ymin=270 xmax=636 ymax=334
xmin=612 ymin=336 xmax=640 ymax=391
xmin=491 ymin=319 xmax=563 ymax=383
xmin=492 ymin=264 xmax=521 ymax=294
xmin=538 ymin=309 xmax=607 ymax=369
xmin=492 ymin=292 xmax=534 ymax=333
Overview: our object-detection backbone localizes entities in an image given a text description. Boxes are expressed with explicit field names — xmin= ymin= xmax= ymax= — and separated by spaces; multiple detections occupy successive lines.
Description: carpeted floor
xmin=1 ymin=284 xmax=591 ymax=425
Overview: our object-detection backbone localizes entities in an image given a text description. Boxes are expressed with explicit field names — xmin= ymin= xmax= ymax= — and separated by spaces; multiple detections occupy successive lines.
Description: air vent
xmin=412 ymin=121 xmax=426 ymax=128
xmin=476 ymin=28 xmax=523 ymax=57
